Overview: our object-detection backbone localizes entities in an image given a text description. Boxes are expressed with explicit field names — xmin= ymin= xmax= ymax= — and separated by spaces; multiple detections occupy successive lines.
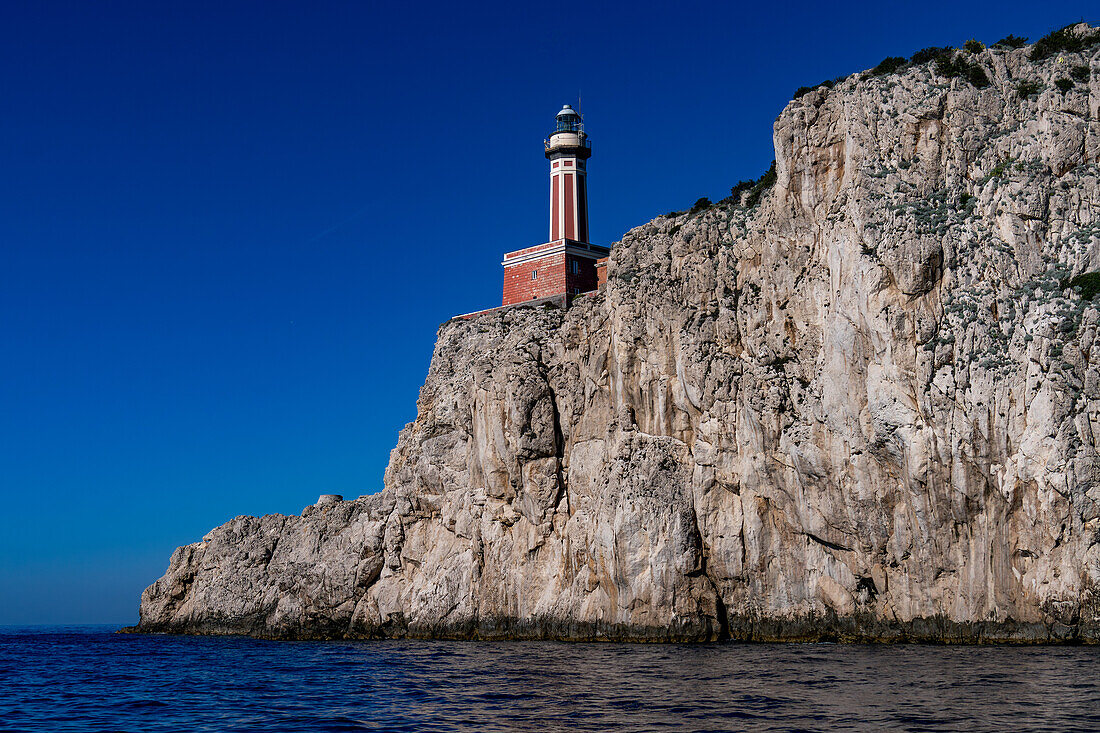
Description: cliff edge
xmin=131 ymin=27 xmax=1100 ymax=641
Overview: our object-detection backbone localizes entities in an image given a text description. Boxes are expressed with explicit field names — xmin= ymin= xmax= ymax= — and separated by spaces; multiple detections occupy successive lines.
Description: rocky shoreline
xmin=124 ymin=611 xmax=1100 ymax=644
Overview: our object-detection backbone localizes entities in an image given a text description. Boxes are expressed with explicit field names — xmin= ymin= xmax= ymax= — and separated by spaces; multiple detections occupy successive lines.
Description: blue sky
xmin=1 ymin=1 xmax=1095 ymax=624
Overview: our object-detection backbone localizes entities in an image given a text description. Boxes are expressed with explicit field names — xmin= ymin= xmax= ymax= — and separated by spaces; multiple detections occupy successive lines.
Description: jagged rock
xmin=130 ymin=28 xmax=1100 ymax=642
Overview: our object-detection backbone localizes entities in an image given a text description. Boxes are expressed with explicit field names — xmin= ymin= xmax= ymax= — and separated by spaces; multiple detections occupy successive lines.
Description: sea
xmin=2 ymin=626 xmax=1099 ymax=732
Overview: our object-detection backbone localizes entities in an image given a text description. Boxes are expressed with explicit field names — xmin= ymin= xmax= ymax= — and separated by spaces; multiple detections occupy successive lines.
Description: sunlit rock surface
xmin=132 ymin=28 xmax=1100 ymax=641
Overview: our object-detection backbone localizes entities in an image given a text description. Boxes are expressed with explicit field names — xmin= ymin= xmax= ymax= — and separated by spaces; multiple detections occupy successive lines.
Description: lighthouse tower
xmin=546 ymin=104 xmax=591 ymax=242
xmin=500 ymin=104 xmax=610 ymax=306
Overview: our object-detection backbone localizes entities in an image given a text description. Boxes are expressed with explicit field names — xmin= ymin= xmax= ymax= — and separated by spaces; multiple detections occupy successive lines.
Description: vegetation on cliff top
xmin=689 ymin=197 xmax=713 ymax=214
xmin=705 ymin=23 xmax=1096 ymax=233
xmin=992 ymin=34 xmax=1027 ymax=49
xmin=791 ymin=23 xmax=1100 ymax=102
xmin=667 ymin=159 xmax=778 ymax=220
xmin=1029 ymin=24 xmax=1100 ymax=60
xmin=724 ymin=161 xmax=777 ymax=209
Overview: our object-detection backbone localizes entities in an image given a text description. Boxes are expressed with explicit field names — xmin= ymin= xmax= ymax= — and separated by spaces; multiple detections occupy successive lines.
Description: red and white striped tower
xmin=545 ymin=104 xmax=591 ymax=243
xmin=498 ymin=104 xmax=608 ymax=307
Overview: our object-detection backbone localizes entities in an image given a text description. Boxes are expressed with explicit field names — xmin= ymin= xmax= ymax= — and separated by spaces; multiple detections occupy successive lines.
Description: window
xmin=573 ymin=288 xmax=582 ymax=295
xmin=531 ymin=270 xmax=537 ymax=280
xmin=570 ymin=260 xmax=579 ymax=274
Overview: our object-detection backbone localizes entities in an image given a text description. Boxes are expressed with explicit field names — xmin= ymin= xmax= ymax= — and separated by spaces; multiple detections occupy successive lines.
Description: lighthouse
xmin=500 ymin=104 xmax=610 ymax=306
xmin=546 ymin=104 xmax=590 ymax=242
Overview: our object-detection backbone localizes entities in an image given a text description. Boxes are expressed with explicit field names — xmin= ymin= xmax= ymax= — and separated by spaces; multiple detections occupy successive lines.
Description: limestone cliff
xmin=131 ymin=27 xmax=1100 ymax=641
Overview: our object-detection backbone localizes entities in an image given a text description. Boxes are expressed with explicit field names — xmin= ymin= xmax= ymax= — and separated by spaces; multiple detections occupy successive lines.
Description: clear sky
xmin=1 ymin=1 xmax=1095 ymax=624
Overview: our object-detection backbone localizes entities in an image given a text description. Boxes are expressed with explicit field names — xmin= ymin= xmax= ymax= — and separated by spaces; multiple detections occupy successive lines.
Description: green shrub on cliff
xmin=1068 ymin=272 xmax=1100 ymax=300
xmin=934 ymin=52 xmax=990 ymax=88
xmin=1030 ymin=24 xmax=1100 ymax=60
xmin=791 ymin=75 xmax=851 ymax=101
xmin=690 ymin=197 xmax=713 ymax=214
xmin=792 ymin=80 xmax=832 ymax=99
xmin=729 ymin=179 xmax=755 ymax=199
xmin=965 ymin=63 xmax=991 ymax=88
xmin=872 ymin=56 xmax=907 ymax=76
xmin=745 ymin=161 xmax=777 ymax=208
xmin=905 ymin=46 xmax=990 ymax=88
xmin=910 ymin=46 xmax=954 ymax=65
xmin=993 ymin=34 xmax=1027 ymax=48
xmin=1055 ymin=78 xmax=1074 ymax=93
xmin=724 ymin=162 xmax=777 ymax=208
xmin=1016 ymin=80 xmax=1042 ymax=97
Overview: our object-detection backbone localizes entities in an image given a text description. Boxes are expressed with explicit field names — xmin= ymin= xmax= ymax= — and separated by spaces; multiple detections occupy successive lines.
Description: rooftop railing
xmin=544 ymin=136 xmax=591 ymax=152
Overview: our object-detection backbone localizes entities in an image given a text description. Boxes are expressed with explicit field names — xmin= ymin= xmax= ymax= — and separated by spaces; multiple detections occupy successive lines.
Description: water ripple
xmin=0 ymin=626 xmax=1098 ymax=731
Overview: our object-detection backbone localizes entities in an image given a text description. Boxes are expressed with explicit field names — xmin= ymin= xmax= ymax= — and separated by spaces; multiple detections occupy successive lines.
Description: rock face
xmin=132 ymin=28 xmax=1100 ymax=641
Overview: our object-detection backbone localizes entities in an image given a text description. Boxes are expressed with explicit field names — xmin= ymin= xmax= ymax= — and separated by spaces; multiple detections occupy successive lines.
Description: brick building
xmin=500 ymin=105 xmax=610 ymax=306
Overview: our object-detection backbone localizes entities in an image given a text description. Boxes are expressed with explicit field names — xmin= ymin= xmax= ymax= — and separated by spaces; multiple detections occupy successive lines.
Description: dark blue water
xmin=2 ymin=626 xmax=1099 ymax=732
